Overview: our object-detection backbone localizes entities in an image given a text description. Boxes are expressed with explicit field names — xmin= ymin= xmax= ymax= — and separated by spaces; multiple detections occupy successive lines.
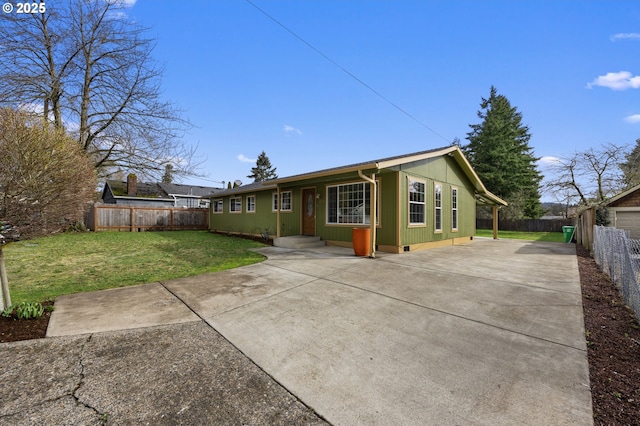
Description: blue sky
xmin=125 ymin=1 xmax=640 ymax=200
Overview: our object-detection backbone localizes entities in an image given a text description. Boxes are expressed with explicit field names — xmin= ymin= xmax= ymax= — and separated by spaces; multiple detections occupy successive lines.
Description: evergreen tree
xmin=620 ymin=138 xmax=640 ymax=189
xmin=162 ymin=164 xmax=174 ymax=183
xmin=464 ymin=86 xmax=543 ymax=218
xmin=247 ymin=151 xmax=278 ymax=182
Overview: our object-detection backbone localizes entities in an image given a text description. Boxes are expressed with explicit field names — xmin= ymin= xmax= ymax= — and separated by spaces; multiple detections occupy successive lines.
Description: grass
xmin=475 ymin=228 xmax=566 ymax=243
xmin=3 ymin=231 xmax=267 ymax=303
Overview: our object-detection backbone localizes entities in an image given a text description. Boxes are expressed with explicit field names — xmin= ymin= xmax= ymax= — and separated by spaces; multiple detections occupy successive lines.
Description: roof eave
xmin=605 ymin=183 xmax=640 ymax=206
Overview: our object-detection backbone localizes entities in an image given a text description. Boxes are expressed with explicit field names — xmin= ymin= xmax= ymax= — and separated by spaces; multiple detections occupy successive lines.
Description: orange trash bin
xmin=352 ymin=228 xmax=371 ymax=256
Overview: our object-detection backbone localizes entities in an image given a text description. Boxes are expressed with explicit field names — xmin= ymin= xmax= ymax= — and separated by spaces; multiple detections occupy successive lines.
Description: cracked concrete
xmin=2 ymin=239 xmax=592 ymax=425
xmin=0 ymin=335 xmax=103 ymax=425
xmin=0 ymin=322 xmax=327 ymax=425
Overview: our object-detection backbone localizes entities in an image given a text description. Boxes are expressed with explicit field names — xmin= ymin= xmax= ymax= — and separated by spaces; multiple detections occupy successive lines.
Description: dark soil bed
xmin=0 ymin=301 xmax=53 ymax=342
xmin=1 ymin=245 xmax=639 ymax=423
xmin=577 ymin=244 xmax=640 ymax=425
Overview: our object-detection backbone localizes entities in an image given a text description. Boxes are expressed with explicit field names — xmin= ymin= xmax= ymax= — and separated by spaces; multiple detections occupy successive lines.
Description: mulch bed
xmin=0 ymin=301 xmax=53 ymax=342
xmin=1 ymin=246 xmax=639 ymax=424
xmin=577 ymin=244 xmax=640 ymax=425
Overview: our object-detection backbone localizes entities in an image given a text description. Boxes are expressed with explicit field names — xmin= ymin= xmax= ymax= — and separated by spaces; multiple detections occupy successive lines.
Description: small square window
xmin=272 ymin=191 xmax=292 ymax=211
xmin=230 ymin=197 xmax=242 ymax=213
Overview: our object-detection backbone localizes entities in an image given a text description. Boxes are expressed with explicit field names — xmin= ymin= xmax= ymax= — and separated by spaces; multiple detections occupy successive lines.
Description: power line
xmin=243 ymin=0 xmax=453 ymax=144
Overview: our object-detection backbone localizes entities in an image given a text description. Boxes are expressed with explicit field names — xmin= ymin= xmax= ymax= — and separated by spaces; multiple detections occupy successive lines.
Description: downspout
xmin=276 ymin=185 xmax=281 ymax=238
xmin=358 ymin=170 xmax=376 ymax=258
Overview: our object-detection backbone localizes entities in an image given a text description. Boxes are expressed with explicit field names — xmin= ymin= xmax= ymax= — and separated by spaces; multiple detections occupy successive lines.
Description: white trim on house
xmin=434 ymin=182 xmax=443 ymax=233
xmin=408 ymin=177 xmax=426 ymax=226
xmin=451 ymin=186 xmax=459 ymax=231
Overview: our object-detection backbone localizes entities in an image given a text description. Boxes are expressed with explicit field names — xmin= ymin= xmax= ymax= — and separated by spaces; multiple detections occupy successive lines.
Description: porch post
xmin=370 ymin=173 xmax=377 ymax=258
xmin=492 ymin=205 xmax=498 ymax=239
xmin=358 ymin=170 xmax=376 ymax=258
xmin=276 ymin=185 xmax=281 ymax=238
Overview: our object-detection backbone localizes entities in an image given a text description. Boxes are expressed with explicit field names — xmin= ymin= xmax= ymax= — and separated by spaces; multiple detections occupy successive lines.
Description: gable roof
xmin=211 ymin=145 xmax=507 ymax=206
xmin=105 ymin=180 xmax=222 ymax=199
xmin=604 ymin=183 xmax=640 ymax=206
xmin=105 ymin=180 xmax=165 ymax=198
xmin=157 ymin=182 xmax=221 ymax=197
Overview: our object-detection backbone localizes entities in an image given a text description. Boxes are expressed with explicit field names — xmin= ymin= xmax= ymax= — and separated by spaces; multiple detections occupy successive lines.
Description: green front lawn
xmin=3 ymin=231 xmax=266 ymax=303
xmin=475 ymin=229 xmax=566 ymax=243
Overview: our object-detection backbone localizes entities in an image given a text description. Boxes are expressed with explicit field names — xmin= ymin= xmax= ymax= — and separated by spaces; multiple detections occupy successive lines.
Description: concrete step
xmin=273 ymin=235 xmax=326 ymax=249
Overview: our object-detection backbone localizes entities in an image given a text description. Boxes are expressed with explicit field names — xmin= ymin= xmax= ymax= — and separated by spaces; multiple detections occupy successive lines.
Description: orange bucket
xmin=352 ymin=228 xmax=371 ymax=256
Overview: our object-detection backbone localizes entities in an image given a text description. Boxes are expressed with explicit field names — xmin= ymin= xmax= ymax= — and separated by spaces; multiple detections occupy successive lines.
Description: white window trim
xmin=451 ymin=187 xmax=459 ymax=231
xmin=213 ymin=199 xmax=223 ymax=214
xmin=246 ymin=195 xmax=256 ymax=213
xmin=230 ymin=196 xmax=242 ymax=213
xmin=408 ymin=177 xmax=426 ymax=226
xmin=272 ymin=191 xmax=292 ymax=212
xmin=325 ymin=180 xmax=379 ymax=226
xmin=434 ymin=182 xmax=443 ymax=233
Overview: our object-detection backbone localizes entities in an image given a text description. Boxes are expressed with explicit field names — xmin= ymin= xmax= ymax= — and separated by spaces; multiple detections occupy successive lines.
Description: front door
xmin=302 ymin=188 xmax=316 ymax=236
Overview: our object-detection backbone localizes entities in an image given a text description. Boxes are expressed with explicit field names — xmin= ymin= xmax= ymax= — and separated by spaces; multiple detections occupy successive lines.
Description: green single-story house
xmin=208 ymin=145 xmax=507 ymax=255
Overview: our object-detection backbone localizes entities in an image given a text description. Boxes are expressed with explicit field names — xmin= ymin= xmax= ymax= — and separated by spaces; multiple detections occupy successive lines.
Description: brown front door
xmin=302 ymin=188 xmax=316 ymax=236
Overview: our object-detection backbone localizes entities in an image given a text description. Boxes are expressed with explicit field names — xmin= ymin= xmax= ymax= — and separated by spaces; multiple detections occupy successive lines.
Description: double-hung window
xmin=213 ymin=199 xmax=223 ymax=213
xmin=230 ymin=196 xmax=242 ymax=213
xmin=408 ymin=178 xmax=426 ymax=225
xmin=326 ymin=182 xmax=378 ymax=225
xmin=451 ymin=187 xmax=458 ymax=231
xmin=246 ymin=195 xmax=256 ymax=213
xmin=272 ymin=191 xmax=292 ymax=212
xmin=434 ymin=183 xmax=442 ymax=232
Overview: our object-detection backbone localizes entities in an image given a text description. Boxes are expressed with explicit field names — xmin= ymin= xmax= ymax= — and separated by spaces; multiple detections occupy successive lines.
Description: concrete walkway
xmin=3 ymin=239 xmax=592 ymax=425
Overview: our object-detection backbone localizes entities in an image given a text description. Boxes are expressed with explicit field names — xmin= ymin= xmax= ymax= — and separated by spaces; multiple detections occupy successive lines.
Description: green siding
xmin=209 ymin=155 xmax=479 ymax=250
xmin=397 ymin=156 xmax=476 ymax=246
xmin=210 ymin=188 xmax=300 ymax=238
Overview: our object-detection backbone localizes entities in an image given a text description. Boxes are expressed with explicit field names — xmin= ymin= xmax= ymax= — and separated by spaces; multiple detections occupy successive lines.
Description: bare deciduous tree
xmin=0 ymin=0 xmax=197 ymax=180
xmin=545 ymin=143 xmax=627 ymax=206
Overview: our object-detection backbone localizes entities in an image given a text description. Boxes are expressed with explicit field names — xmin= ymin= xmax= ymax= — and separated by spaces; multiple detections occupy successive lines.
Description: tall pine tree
xmin=620 ymin=138 xmax=640 ymax=189
xmin=464 ymin=86 xmax=543 ymax=219
xmin=247 ymin=151 xmax=278 ymax=182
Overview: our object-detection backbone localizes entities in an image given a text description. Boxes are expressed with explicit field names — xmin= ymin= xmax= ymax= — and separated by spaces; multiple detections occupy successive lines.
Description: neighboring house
xmin=605 ymin=183 xmax=640 ymax=238
xmin=101 ymin=175 xmax=221 ymax=208
xmin=209 ymin=145 xmax=507 ymax=254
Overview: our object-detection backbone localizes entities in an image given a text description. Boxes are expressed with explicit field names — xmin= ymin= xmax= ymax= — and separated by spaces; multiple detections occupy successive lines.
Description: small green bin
xmin=562 ymin=226 xmax=575 ymax=243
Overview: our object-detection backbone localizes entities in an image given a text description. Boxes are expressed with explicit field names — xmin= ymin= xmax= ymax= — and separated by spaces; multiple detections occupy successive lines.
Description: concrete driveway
xmin=43 ymin=238 xmax=592 ymax=425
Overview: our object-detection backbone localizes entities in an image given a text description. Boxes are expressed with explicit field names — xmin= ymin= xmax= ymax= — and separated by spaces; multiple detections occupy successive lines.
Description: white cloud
xmin=283 ymin=125 xmax=302 ymax=135
xmin=610 ymin=33 xmax=640 ymax=41
xmin=538 ymin=156 xmax=562 ymax=166
xmin=587 ymin=71 xmax=640 ymax=90
xmin=18 ymin=102 xmax=80 ymax=132
xmin=624 ymin=114 xmax=640 ymax=123
xmin=106 ymin=0 xmax=137 ymax=6
xmin=237 ymin=154 xmax=255 ymax=163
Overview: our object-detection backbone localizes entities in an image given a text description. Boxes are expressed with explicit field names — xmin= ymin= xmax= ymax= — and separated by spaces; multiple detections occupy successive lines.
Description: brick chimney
xmin=127 ymin=174 xmax=137 ymax=196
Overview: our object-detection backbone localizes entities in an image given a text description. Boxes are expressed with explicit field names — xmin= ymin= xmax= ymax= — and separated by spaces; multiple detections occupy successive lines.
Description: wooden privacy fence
xmin=476 ymin=218 xmax=574 ymax=233
xmin=575 ymin=207 xmax=596 ymax=250
xmin=86 ymin=205 xmax=209 ymax=232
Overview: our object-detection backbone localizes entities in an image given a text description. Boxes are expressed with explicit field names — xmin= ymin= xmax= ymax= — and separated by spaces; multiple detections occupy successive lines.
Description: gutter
xmin=358 ymin=169 xmax=377 ymax=259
